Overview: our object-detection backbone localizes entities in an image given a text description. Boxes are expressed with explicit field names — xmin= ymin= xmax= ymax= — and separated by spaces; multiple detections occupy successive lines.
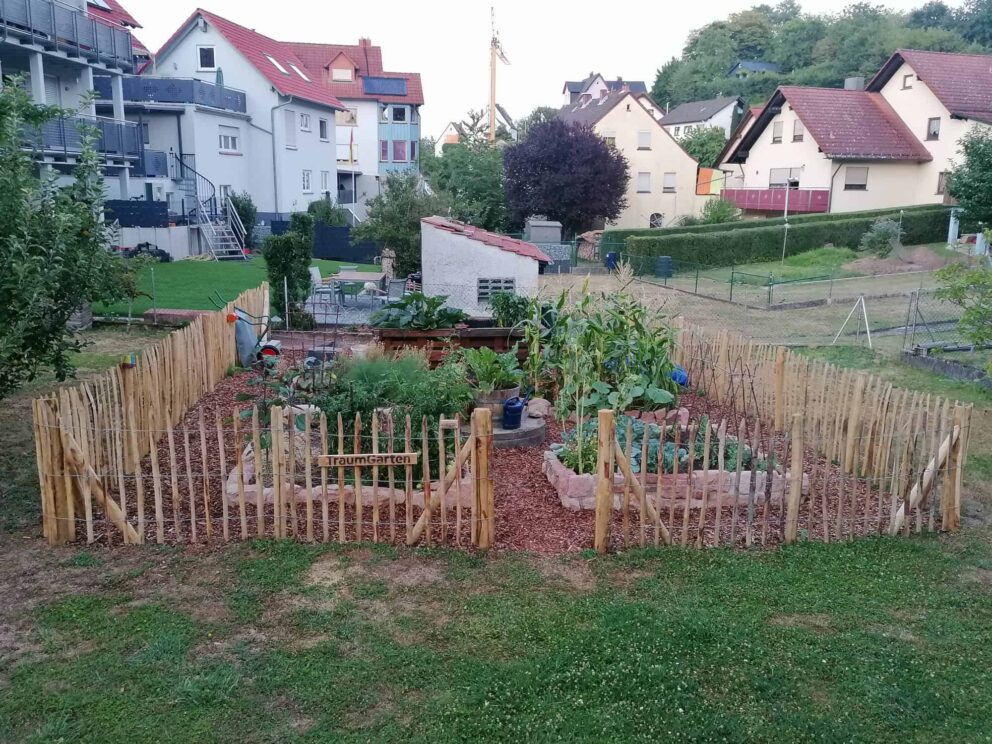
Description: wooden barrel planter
xmin=375 ymin=327 xmax=530 ymax=367
xmin=474 ymin=385 xmax=521 ymax=419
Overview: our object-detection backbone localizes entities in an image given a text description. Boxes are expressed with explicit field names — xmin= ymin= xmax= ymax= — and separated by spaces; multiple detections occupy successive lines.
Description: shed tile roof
xmin=661 ymin=96 xmax=742 ymax=126
xmin=422 ymin=217 xmax=552 ymax=263
xmin=781 ymin=86 xmax=931 ymax=161
xmin=867 ymin=48 xmax=992 ymax=122
xmin=153 ymin=10 xmax=345 ymax=110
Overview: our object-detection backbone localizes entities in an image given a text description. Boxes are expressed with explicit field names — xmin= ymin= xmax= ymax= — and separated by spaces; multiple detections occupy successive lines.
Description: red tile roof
xmin=868 ymin=49 xmax=992 ymax=122
xmin=282 ymin=41 xmax=424 ymax=105
xmin=87 ymin=0 xmax=141 ymax=29
xmin=153 ymin=9 xmax=345 ymax=110
xmin=422 ymin=217 xmax=552 ymax=263
xmin=778 ymin=86 xmax=931 ymax=161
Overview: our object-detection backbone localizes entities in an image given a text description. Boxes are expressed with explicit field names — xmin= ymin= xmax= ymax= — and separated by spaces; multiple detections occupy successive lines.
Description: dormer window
xmin=197 ymin=46 xmax=216 ymax=71
xmin=264 ymin=54 xmax=289 ymax=75
xmin=332 ymin=67 xmax=354 ymax=82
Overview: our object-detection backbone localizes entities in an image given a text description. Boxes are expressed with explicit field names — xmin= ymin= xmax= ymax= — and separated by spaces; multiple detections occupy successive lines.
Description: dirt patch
xmin=608 ymin=568 xmax=655 ymax=590
xmin=769 ymin=613 xmax=834 ymax=632
xmin=843 ymin=246 xmax=952 ymax=275
xmin=371 ymin=557 xmax=446 ymax=588
xmin=873 ymin=626 xmax=920 ymax=643
xmin=961 ymin=566 xmax=992 ymax=586
xmin=534 ymin=558 xmax=596 ymax=592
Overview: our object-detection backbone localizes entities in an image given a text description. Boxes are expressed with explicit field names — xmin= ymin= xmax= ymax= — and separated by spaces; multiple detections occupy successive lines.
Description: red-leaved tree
xmin=503 ymin=120 xmax=629 ymax=235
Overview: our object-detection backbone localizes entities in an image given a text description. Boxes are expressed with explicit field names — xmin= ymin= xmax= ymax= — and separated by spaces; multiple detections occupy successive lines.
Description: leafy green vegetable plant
xmin=463 ymin=346 xmax=522 ymax=395
xmin=369 ymin=293 xmax=469 ymax=330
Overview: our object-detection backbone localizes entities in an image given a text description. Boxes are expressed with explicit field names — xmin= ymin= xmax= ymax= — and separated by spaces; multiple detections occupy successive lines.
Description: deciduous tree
xmin=678 ymin=126 xmax=728 ymax=167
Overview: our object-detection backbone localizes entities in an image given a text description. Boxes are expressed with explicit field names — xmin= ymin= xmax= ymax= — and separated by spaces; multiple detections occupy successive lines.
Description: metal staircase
xmin=169 ymin=153 xmax=248 ymax=260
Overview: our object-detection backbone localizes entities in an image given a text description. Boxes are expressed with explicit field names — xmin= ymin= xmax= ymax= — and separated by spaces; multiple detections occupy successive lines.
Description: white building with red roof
xmin=722 ymin=49 xmax=992 ymax=215
xmin=421 ymin=217 xmax=551 ymax=316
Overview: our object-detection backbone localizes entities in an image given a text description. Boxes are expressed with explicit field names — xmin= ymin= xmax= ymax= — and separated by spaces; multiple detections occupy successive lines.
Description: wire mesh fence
xmin=901 ymin=289 xmax=969 ymax=352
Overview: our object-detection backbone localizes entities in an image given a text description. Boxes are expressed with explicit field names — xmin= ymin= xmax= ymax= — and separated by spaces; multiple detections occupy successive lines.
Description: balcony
xmin=0 ymin=0 xmax=134 ymax=71
xmin=137 ymin=148 xmax=168 ymax=177
xmin=93 ymin=76 xmax=248 ymax=114
xmin=25 ymin=114 xmax=141 ymax=159
xmin=721 ymin=187 xmax=830 ymax=213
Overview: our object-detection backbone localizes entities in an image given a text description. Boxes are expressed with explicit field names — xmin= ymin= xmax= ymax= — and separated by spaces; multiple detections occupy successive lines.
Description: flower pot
xmin=474 ymin=385 xmax=521 ymax=420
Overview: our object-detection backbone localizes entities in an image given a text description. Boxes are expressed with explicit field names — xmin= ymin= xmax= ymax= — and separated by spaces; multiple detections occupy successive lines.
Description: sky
xmin=129 ymin=0 xmax=951 ymax=138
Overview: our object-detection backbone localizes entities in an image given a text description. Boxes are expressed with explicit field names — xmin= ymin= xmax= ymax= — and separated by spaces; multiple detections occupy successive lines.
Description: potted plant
xmin=370 ymin=293 xmax=469 ymax=364
xmin=464 ymin=346 xmax=523 ymax=419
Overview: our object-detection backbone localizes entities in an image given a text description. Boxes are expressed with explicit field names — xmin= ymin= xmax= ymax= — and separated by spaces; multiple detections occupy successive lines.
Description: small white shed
xmin=421 ymin=216 xmax=551 ymax=316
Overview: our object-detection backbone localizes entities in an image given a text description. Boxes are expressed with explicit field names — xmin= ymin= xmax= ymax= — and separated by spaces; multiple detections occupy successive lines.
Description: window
xmin=302 ymin=170 xmax=312 ymax=193
xmin=844 ymin=166 xmax=868 ymax=191
xmin=637 ymin=130 xmax=651 ymax=150
xmin=793 ymin=120 xmax=804 ymax=142
xmin=392 ymin=107 xmax=407 ymax=123
xmin=602 ymin=130 xmax=617 ymax=148
xmin=289 ymin=64 xmax=311 ymax=82
xmin=649 ymin=212 xmax=664 ymax=228
xmin=637 ymin=171 xmax=651 ymax=193
xmin=937 ymin=171 xmax=950 ymax=195
xmin=926 ymin=117 xmax=940 ymax=140
xmin=331 ymin=67 xmax=353 ymax=82
xmin=140 ymin=121 xmax=149 ymax=145
xmin=318 ymin=118 xmax=329 ymax=140
xmin=902 ymin=73 xmax=914 ymax=89
xmin=284 ymin=109 xmax=297 ymax=148
xmin=393 ymin=140 xmax=407 ymax=161
xmin=197 ymin=46 xmax=216 ymax=71
xmin=477 ymin=278 xmax=515 ymax=303
xmin=336 ymin=107 xmax=358 ymax=126
xmin=662 ymin=172 xmax=677 ymax=193
xmin=684 ymin=125 xmax=693 ymax=134
xmin=320 ymin=170 xmax=330 ymax=192
xmin=673 ymin=126 xmax=680 ymax=136
xmin=264 ymin=54 xmax=289 ymax=75
xmin=380 ymin=140 xmax=388 ymax=161
xmin=300 ymin=113 xmax=311 ymax=132
xmin=410 ymin=140 xmax=418 ymax=161
xmin=218 ymin=125 xmax=240 ymax=152
xmin=769 ymin=167 xmax=802 ymax=188
xmin=771 ymin=121 xmax=783 ymax=144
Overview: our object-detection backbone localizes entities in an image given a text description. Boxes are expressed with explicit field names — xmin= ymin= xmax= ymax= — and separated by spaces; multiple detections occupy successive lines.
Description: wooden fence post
xmin=773 ymin=347 xmax=787 ymax=431
xmin=785 ymin=413 xmax=803 ymax=544
xmin=843 ymin=373 xmax=867 ymax=474
xmin=594 ymin=409 xmax=615 ymax=554
xmin=944 ymin=404 xmax=966 ymax=532
xmin=474 ymin=408 xmax=494 ymax=550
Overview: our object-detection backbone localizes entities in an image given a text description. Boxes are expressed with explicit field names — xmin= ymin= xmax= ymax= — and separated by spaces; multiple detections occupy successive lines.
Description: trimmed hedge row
xmin=625 ymin=207 xmax=950 ymax=268
xmin=601 ymin=203 xmax=946 ymax=249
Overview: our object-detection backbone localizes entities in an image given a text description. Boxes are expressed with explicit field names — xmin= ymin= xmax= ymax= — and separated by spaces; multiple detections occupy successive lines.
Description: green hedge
xmin=624 ymin=207 xmax=950 ymax=269
xmin=601 ymin=203 xmax=946 ymax=251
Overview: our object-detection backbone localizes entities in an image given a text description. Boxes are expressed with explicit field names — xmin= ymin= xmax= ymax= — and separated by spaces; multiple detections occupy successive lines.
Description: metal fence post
xmin=767 ymin=274 xmax=774 ymax=306
xmin=694 ymin=265 xmax=699 ymax=294
xmin=729 ymin=265 xmax=735 ymax=303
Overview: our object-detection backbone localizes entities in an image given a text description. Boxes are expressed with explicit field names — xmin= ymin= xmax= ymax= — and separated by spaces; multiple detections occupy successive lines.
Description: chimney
xmin=359 ymin=37 xmax=371 ymax=47
xmin=844 ymin=76 xmax=865 ymax=90
xmin=600 ymin=88 xmax=608 ymax=100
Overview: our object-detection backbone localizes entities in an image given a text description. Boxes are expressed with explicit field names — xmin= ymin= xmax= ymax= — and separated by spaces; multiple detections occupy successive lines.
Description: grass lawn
xmin=1 ymin=535 xmax=991 ymax=742
xmin=93 ymin=257 xmax=378 ymax=317
xmin=700 ymin=247 xmax=864 ymax=285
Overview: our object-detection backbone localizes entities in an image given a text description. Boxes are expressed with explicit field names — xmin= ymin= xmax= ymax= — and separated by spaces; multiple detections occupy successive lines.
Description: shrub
xmin=229 ymin=191 xmax=257 ymax=249
xmin=600 ymin=203 xmax=948 ymax=255
xmin=625 ymin=207 xmax=950 ymax=268
xmin=262 ymin=231 xmax=313 ymax=329
xmin=698 ymin=198 xmax=741 ymax=225
xmin=858 ymin=218 xmax=903 ymax=258
xmin=308 ymin=199 xmax=349 ymax=227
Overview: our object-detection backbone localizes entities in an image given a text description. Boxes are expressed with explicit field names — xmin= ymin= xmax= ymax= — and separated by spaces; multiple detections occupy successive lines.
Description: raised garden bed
xmin=375 ymin=327 xmax=528 ymax=366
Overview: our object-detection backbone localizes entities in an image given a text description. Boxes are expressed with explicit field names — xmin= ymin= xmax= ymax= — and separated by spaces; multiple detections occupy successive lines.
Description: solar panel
xmin=362 ymin=77 xmax=407 ymax=96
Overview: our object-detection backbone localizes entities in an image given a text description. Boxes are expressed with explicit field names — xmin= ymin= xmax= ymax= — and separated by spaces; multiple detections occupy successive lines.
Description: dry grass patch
xmin=768 ymin=613 xmax=835 ymax=633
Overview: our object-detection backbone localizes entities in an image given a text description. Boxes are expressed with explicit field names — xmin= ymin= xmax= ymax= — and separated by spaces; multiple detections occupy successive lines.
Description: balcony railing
xmin=137 ymin=148 xmax=168 ymax=177
xmin=721 ymin=187 xmax=830 ymax=213
xmin=0 ymin=0 xmax=134 ymax=71
xmin=93 ymin=76 xmax=248 ymax=113
xmin=25 ymin=115 xmax=141 ymax=159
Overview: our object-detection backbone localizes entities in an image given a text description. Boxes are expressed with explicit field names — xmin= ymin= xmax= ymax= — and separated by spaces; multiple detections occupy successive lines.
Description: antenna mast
xmin=489 ymin=6 xmax=510 ymax=143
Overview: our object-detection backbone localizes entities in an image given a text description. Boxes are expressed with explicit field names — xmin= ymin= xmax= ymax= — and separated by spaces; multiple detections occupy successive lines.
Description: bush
xmin=308 ymin=199 xmax=349 ymax=227
xmin=229 ymin=191 xmax=257 ymax=249
xmin=698 ymin=198 xmax=740 ymax=225
xmin=262 ymin=231 xmax=313 ymax=329
xmin=625 ymin=207 xmax=950 ymax=268
xmin=858 ymin=218 xmax=903 ymax=258
xmin=600 ymin=203 xmax=947 ymax=254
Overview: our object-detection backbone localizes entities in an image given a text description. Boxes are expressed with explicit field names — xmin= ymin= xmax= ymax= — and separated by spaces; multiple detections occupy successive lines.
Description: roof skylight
xmin=264 ymin=54 xmax=290 ymax=75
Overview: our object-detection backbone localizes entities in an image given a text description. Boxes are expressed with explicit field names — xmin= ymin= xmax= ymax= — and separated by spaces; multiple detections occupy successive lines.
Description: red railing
xmin=721 ymin=188 xmax=830 ymax=213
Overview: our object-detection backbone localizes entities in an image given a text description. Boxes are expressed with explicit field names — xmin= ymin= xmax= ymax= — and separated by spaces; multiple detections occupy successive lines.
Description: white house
xmin=562 ymin=73 xmax=647 ymax=106
xmin=721 ymin=49 xmax=992 ymax=215
xmin=660 ymin=96 xmax=745 ymax=138
xmin=421 ymin=216 xmax=551 ymax=317
xmin=114 ymin=9 xmax=343 ymax=228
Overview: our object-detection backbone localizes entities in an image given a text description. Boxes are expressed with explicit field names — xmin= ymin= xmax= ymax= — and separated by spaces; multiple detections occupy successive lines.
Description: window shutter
xmin=284 ymin=110 xmax=297 ymax=148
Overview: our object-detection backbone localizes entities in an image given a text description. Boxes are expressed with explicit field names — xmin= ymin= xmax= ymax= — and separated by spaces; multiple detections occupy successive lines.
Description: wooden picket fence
xmin=33 ymin=284 xmax=268 ymax=546
xmin=589 ymin=323 xmax=975 ymax=552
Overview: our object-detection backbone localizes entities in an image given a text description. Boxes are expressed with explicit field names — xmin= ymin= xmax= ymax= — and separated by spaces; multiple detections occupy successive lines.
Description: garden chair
xmin=386 ymin=279 xmax=407 ymax=303
xmin=309 ymin=267 xmax=344 ymax=305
